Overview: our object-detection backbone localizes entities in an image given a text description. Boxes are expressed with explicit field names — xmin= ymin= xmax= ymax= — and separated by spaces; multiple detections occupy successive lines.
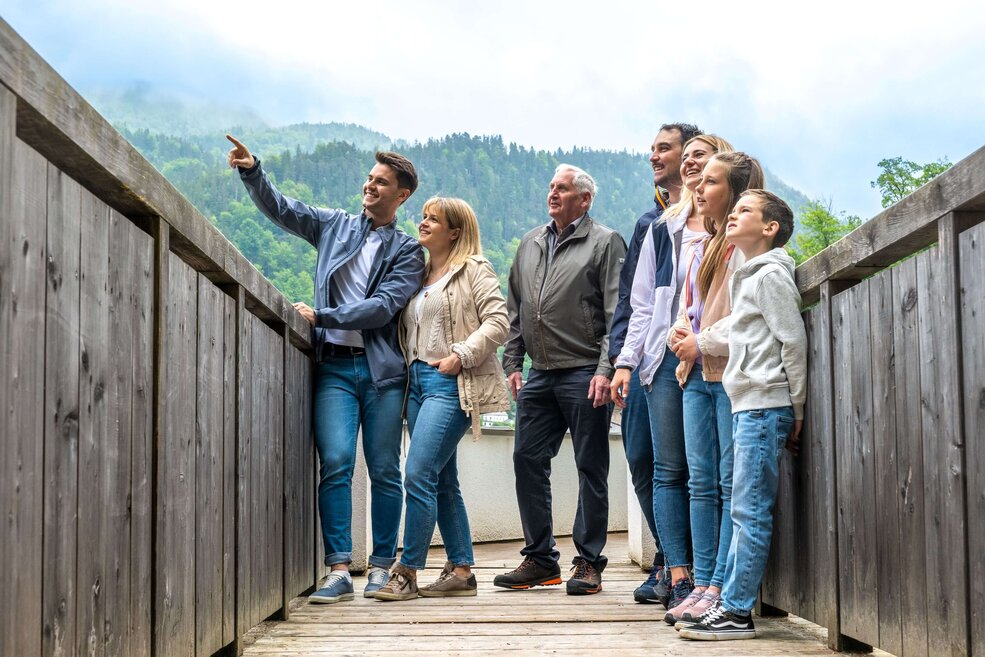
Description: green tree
xmin=789 ymin=199 xmax=862 ymax=264
xmin=871 ymin=156 xmax=952 ymax=208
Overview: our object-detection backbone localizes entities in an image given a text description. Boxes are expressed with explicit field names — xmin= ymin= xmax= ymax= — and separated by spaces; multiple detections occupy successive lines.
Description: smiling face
xmin=694 ymin=158 xmax=733 ymax=225
xmin=680 ymin=138 xmax=717 ymax=192
xmin=649 ymin=128 xmax=684 ymax=189
xmin=726 ymin=195 xmax=779 ymax=251
xmin=362 ymin=163 xmax=410 ymax=221
xmin=417 ymin=204 xmax=460 ymax=256
xmin=547 ymin=169 xmax=591 ymax=228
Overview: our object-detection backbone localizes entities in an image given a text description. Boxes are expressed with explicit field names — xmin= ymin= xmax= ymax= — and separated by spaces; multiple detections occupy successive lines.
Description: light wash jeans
xmin=314 ymin=356 xmax=405 ymax=568
xmin=721 ymin=406 xmax=794 ymax=614
xmin=683 ymin=365 xmax=734 ymax=588
xmin=399 ymin=361 xmax=474 ymax=570
xmin=645 ymin=348 xmax=690 ymax=569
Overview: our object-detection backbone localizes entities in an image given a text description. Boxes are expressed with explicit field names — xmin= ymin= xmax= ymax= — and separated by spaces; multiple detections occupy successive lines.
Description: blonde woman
xmin=375 ymin=197 xmax=510 ymax=601
xmin=611 ymin=134 xmax=733 ymax=610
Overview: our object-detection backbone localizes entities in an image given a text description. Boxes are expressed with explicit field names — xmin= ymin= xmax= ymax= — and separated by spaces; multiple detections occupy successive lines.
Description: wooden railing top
xmin=796 ymin=144 xmax=985 ymax=305
xmin=0 ymin=18 xmax=311 ymax=346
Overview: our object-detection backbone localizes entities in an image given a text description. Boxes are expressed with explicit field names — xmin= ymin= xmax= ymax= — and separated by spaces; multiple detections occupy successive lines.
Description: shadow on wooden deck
xmin=241 ymin=533 xmax=890 ymax=656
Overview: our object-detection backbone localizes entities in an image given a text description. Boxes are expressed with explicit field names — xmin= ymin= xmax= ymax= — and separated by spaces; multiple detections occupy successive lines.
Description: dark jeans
xmin=620 ymin=367 xmax=664 ymax=566
xmin=513 ymin=366 xmax=611 ymax=572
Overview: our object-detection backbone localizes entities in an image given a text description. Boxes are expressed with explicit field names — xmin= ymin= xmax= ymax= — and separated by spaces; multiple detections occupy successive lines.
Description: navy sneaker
xmin=363 ymin=566 xmax=389 ymax=598
xmin=679 ymin=600 xmax=756 ymax=640
xmin=654 ymin=567 xmax=672 ymax=607
xmin=309 ymin=571 xmax=354 ymax=604
xmin=633 ymin=564 xmax=663 ymax=603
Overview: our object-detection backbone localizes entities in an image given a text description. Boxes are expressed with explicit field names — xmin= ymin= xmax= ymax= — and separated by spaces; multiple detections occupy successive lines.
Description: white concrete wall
xmin=349 ymin=426 xmax=650 ymax=571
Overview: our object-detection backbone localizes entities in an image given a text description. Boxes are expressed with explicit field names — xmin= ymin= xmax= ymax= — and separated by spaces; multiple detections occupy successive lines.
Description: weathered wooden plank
xmin=891 ymin=256 xmax=929 ymax=657
xmin=284 ymin=345 xmax=315 ymax=599
xmin=104 ymin=209 xmax=133 ymax=657
xmin=1 ymin=118 xmax=47 ymax=656
xmin=237 ymin=287 xmax=255 ymax=637
xmin=222 ymin=291 xmax=237 ymax=648
xmin=157 ymin=252 xmax=197 ymax=657
xmin=868 ymin=268 xmax=902 ymax=657
xmin=834 ymin=283 xmax=878 ymax=647
xmin=196 ymin=275 xmax=226 ymax=656
xmin=268 ymin=324 xmax=285 ymax=619
xmin=795 ymin=144 xmax=985 ymax=305
xmin=76 ymin=185 xmax=110 ymax=657
xmin=128 ymin=216 xmax=154 ymax=657
xmin=960 ymin=220 xmax=985 ymax=657
xmin=41 ymin=163 xmax=81 ymax=657
xmin=925 ymin=214 xmax=969 ymax=657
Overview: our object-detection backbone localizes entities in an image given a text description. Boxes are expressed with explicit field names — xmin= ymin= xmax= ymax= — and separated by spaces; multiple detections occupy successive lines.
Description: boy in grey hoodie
xmin=680 ymin=190 xmax=807 ymax=641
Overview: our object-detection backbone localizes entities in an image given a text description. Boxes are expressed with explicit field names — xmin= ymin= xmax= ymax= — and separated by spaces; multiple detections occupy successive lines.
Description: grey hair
xmin=555 ymin=164 xmax=598 ymax=208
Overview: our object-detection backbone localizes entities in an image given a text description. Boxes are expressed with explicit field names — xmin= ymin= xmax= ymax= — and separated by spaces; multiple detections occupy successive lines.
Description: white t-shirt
xmin=672 ymin=220 xmax=708 ymax=322
xmin=323 ymin=230 xmax=383 ymax=348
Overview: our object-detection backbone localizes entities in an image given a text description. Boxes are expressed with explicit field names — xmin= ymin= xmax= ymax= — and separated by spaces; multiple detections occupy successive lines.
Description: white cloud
xmin=4 ymin=0 xmax=985 ymax=217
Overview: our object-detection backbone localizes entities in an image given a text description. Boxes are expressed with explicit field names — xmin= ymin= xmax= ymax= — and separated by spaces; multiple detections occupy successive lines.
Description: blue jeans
xmin=621 ymin=367 xmax=661 ymax=560
xmin=399 ymin=361 xmax=474 ymax=570
xmin=314 ymin=356 xmax=405 ymax=568
xmin=683 ymin=366 xmax=734 ymax=588
xmin=721 ymin=407 xmax=794 ymax=614
xmin=645 ymin=348 xmax=690 ymax=569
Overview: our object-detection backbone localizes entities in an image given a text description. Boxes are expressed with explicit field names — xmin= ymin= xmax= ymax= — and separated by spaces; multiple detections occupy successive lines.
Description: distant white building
xmin=480 ymin=412 xmax=511 ymax=428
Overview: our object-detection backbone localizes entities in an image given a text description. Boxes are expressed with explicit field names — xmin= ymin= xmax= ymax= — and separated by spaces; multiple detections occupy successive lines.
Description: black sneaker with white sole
xmin=678 ymin=599 xmax=756 ymax=640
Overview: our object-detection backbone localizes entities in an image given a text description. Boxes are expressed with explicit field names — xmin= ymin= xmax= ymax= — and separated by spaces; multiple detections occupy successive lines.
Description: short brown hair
xmin=741 ymin=189 xmax=795 ymax=248
xmin=375 ymin=151 xmax=419 ymax=196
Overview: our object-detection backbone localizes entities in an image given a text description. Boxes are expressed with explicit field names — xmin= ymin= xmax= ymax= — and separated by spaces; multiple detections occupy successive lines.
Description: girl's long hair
xmin=695 ymin=152 xmax=765 ymax=301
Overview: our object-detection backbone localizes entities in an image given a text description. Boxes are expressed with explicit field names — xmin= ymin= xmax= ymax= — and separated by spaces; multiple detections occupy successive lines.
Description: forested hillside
xmin=108 ymin=98 xmax=810 ymax=305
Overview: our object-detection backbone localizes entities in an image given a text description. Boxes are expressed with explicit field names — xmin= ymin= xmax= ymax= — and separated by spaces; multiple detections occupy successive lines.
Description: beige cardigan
xmin=668 ymin=238 xmax=745 ymax=386
xmin=400 ymin=255 xmax=511 ymax=437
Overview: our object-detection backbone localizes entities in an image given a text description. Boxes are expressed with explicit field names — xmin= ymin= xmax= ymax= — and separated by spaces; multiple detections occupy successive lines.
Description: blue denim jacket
xmin=240 ymin=160 xmax=425 ymax=389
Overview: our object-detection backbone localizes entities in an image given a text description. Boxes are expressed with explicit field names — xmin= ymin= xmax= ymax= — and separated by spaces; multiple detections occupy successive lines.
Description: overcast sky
xmin=4 ymin=0 xmax=983 ymax=219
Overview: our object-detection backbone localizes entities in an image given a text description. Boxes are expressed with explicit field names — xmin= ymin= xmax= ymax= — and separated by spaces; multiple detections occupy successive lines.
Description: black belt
xmin=324 ymin=342 xmax=366 ymax=358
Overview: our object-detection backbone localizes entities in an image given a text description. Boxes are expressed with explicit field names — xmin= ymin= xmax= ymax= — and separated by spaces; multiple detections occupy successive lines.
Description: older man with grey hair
xmin=495 ymin=164 xmax=627 ymax=595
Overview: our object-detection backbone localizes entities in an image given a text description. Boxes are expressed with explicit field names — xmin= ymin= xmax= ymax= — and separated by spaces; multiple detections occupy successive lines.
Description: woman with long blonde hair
xmin=375 ymin=197 xmax=511 ymax=601
xmin=666 ymin=151 xmax=765 ymax=625
xmin=611 ymin=134 xmax=733 ymax=608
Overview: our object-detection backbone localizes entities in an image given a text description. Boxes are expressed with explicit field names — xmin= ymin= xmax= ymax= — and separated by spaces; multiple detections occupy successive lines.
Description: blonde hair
xmin=663 ymin=134 xmax=735 ymax=221
xmin=421 ymin=196 xmax=483 ymax=273
xmin=695 ymin=152 xmax=765 ymax=301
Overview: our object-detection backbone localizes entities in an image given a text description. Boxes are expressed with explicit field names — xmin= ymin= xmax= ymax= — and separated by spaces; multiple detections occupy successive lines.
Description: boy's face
xmin=726 ymin=196 xmax=778 ymax=249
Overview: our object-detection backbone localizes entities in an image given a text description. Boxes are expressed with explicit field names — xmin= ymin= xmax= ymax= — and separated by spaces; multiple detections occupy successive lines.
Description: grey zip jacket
xmin=502 ymin=215 xmax=627 ymax=379
xmin=240 ymin=160 xmax=425 ymax=389
xmin=722 ymin=247 xmax=807 ymax=420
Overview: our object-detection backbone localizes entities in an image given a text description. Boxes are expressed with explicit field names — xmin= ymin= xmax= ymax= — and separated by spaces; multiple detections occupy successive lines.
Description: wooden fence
xmin=0 ymin=19 xmax=326 ymax=657
xmin=761 ymin=144 xmax=985 ymax=656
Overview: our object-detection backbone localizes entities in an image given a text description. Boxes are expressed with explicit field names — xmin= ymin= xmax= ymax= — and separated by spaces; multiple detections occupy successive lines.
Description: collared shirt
xmin=544 ymin=213 xmax=586 ymax=271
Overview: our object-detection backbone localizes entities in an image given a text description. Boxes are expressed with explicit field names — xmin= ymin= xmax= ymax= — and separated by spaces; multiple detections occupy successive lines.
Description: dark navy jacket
xmin=607 ymin=199 xmax=665 ymax=362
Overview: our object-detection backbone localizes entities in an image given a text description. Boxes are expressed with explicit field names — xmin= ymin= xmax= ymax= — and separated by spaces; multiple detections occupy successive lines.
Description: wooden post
xmin=274 ymin=323 xmax=292 ymax=623
xmin=150 ymin=216 xmax=169 ymax=657
xmin=931 ymin=212 xmax=970 ymax=657
xmin=818 ymin=280 xmax=872 ymax=653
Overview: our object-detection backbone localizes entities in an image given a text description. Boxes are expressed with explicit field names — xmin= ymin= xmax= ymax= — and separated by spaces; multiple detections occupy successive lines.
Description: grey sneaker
xmin=364 ymin=566 xmax=389 ymax=598
xmin=420 ymin=562 xmax=477 ymax=598
xmin=309 ymin=571 xmax=354 ymax=604
xmin=374 ymin=564 xmax=418 ymax=601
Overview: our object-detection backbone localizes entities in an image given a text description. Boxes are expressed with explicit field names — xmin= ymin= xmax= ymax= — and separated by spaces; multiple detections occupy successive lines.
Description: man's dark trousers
xmin=513 ymin=365 xmax=611 ymax=573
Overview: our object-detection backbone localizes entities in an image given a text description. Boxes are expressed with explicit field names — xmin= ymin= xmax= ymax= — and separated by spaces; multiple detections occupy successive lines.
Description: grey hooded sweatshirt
xmin=722 ymin=247 xmax=807 ymax=421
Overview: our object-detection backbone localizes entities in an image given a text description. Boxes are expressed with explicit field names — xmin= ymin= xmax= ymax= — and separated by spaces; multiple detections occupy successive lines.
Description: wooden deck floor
xmin=242 ymin=533 xmax=887 ymax=656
